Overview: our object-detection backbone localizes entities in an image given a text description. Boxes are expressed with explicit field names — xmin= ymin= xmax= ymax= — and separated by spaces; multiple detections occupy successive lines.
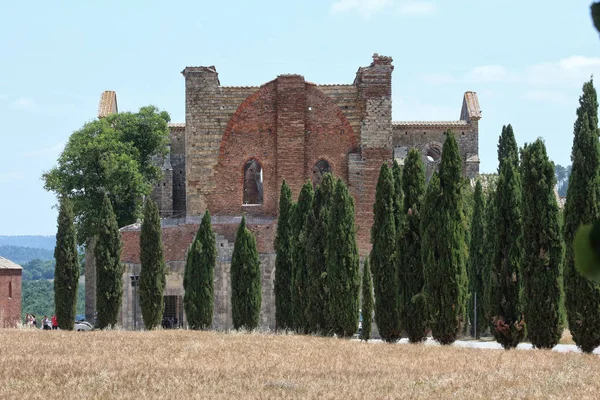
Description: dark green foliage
xmin=521 ymin=139 xmax=565 ymax=349
xmin=306 ymin=174 xmax=335 ymax=335
xmin=360 ymin=257 xmax=374 ymax=341
xmin=467 ymin=181 xmax=486 ymax=338
xmin=43 ymin=106 xmax=170 ymax=244
xmin=274 ymin=181 xmax=294 ymax=331
xmin=0 ymin=246 xmax=54 ymax=264
xmin=592 ymin=2 xmax=600 ymax=34
xmin=490 ymin=125 xmax=525 ymax=349
xmin=327 ymin=178 xmax=360 ymax=338
xmin=563 ymin=78 xmax=600 ymax=353
xmin=53 ymin=197 xmax=79 ymax=330
xmin=370 ymin=163 xmax=400 ymax=342
xmin=392 ymin=159 xmax=404 ymax=233
xmin=231 ymin=216 xmax=262 ymax=330
xmin=23 ymin=280 xmax=85 ymax=322
xmin=398 ymin=149 xmax=428 ymax=343
xmin=483 ymin=187 xmax=497 ymax=327
xmin=139 ymin=198 xmax=166 ymax=330
xmin=184 ymin=210 xmax=217 ymax=330
xmin=21 ymin=259 xmax=55 ymax=281
xmin=422 ymin=132 xmax=468 ymax=345
xmin=94 ymin=194 xmax=124 ymax=329
xmin=291 ymin=182 xmax=314 ymax=333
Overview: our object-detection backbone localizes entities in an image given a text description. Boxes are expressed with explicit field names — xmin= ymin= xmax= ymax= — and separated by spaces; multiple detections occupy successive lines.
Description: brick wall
xmin=0 ymin=270 xmax=22 ymax=328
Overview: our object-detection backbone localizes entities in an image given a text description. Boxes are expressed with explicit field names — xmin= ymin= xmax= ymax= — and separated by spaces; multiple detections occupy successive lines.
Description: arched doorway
xmin=243 ymin=159 xmax=263 ymax=205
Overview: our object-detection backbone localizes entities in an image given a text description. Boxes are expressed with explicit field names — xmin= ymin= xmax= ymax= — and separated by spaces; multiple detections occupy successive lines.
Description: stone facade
xmin=86 ymin=54 xmax=481 ymax=328
xmin=0 ymin=257 xmax=22 ymax=328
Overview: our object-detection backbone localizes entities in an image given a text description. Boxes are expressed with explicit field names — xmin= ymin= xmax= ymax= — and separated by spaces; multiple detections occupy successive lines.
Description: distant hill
xmin=0 ymin=236 xmax=55 ymax=251
xmin=0 ymin=245 xmax=54 ymax=264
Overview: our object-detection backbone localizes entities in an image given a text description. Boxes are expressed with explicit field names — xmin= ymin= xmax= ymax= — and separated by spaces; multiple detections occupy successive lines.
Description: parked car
xmin=74 ymin=321 xmax=93 ymax=331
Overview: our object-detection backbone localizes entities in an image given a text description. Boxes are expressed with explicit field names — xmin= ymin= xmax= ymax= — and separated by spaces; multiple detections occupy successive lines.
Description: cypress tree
xmin=291 ymin=182 xmax=314 ymax=333
xmin=371 ymin=163 xmax=400 ymax=342
xmin=183 ymin=210 xmax=216 ymax=330
xmin=467 ymin=180 xmax=486 ymax=338
xmin=398 ymin=149 xmax=428 ymax=343
xmin=392 ymin=159 xmax=404 ymax=232
xmin=327 ymin=178 xmax=360 ymax=338
xmin=231 ymin=216 xmax=262 ymax=330
xmin=139 ymin=198 xmax=166 ymax=330
xmin=360 ymin=257 xmax=374 ymax=342
xmin=563 ymin=78 xmax=600 ymax=353
xmin=274 ymin=181 xmax=294 ymax=331
xmin=54 ymin=196 xmax=79 ymax=330
xmin=483 ymin=186 xmax=497 ymax=328
xmin=95 ymin=194 xmax=123 ymax=329
xmin=422 ymin=132 xmax=468 ymax=345
xmin=306 ymin=173 xmax=334 ymax=335
xmin=490 ymin=125 xmax=525 ymax=349
xmin=521 ymin=139 xmax=564 ymax=349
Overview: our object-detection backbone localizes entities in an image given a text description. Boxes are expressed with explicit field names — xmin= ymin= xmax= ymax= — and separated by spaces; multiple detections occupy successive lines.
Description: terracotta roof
xmin=0 ymin=256 xmax=22 ymax=270
xmin=98 ymin=91 xmax=118 ymax=118
xmin=168 ymin=123 xmax=185 ymax=129
xmin=392 ymin=121 xmax=469 ymax=127
xmin=461 ymin=91 xmax=481 ymax=121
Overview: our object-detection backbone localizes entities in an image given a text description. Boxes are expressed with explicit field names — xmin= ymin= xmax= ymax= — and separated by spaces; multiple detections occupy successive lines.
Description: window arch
xmin=243 ymin=159 xmax=263 ymax=205
xmin=424 ymin=142 xmax=442 ymax=164
xmin=312 ymin=159 xmax=331 ymax=187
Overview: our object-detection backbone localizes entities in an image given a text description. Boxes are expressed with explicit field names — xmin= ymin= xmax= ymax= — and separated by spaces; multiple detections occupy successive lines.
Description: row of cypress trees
xmin=274 ymin=175 xmax=362 ymax=337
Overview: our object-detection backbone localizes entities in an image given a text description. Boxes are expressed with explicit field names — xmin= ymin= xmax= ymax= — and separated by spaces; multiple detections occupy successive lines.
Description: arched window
xmin=425 ymin=143 xmax=442 ymax=164
xmin=312 ymin=159 xmax=331 ymax=187
xmin=8 ymin=281 xmax=12 ymax=299
xmin=243 ymin=159 xmax=263 ymax=205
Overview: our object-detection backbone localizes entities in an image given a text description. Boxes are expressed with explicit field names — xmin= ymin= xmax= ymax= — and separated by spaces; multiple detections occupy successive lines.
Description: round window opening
xmin=426 ymin=145 xmax=442 ymax=163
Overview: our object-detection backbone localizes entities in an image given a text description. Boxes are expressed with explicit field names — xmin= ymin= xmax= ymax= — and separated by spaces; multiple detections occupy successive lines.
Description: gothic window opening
xmin=8 ymin=281 xmax=12 ymax=299
xmin=243 ymin=159 xmax=263 ymax=205
xmin=426 ymin=144 xmax=442 ymax=163
xmin=312 ymin=159 xmax=331 ymax=187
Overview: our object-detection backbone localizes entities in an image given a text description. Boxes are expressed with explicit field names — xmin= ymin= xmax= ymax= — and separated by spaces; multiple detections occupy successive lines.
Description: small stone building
xmin=0 ymin=257 xmax=22 ymax=328
xmin=85 ymin=54 xmax=481 ymax=330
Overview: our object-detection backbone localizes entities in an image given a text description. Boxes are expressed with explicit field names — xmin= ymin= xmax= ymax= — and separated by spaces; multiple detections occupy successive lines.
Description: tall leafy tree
xmin=422 ymin=132 xmax=468 ymax=345
xmin=490 ymin=124 xmax=525 ymax=349
xmin=291 ymin=182 xmax=314 ymax=333
xmin=563 ymin=78 xmax=600 ymax=353
xmin=43 ymin=106 xmax=170 ymax=244
xmin=327 ymin=178 xmax=360 ymax=338
xmin=360 ymin=257 xmax=374 ymax=342
xmin=183 ymin=210 xmax=217 ymax=330
xmin=95 ymin=194 xmax=124 ymax=329
xmin=521 ymin=139 xmax=564 ymax=349
xmin=274 ymin=181 xmax=294 ymax=331
xmin=54 ymin=196 xmax=79 ymax=330
xmin=398 ymin=149 xmax=428 ymax=343
xmin=370 ymin=163 xmax=400 ymax=342
xmin=231 ymin=216 xmax=262 ymax=330
xmin=306 ymin=174 xmax=335 ymax=335
xmin=139 ymin=198 xmax=166 ymax=330
xmin=467 ymin=180 xmax=486 ymax=338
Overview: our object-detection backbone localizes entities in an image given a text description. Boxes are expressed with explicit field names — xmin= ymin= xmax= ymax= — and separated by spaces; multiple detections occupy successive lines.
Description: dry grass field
xmin=1 ymin=329 xmax=600 ymax=399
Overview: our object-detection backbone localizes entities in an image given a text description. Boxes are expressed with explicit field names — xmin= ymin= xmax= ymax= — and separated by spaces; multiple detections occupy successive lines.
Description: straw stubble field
xmin=1 ymin=329 xmax=599 ymax=399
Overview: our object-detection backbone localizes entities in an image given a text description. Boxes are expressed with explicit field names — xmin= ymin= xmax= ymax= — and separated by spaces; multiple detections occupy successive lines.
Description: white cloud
xmin=13 ymin=97 xmax=36 ymax=110
xmin=466 ymin=65 xmax=511 ymax=83
xmin=331 ymin=0 xmax=437 ymax=18
xmin=0 ymin=172 xmax=24 ymax=184
xmin=397 ymin=1 xmax=437 ymax=15
xmin=521 ymin=90 xmax=571 ymax=106
xmin=22 ymin=142 xmax=65 ymax=157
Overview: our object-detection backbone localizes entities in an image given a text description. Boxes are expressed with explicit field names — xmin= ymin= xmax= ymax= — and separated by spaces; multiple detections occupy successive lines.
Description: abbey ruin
xmin=85 ymin=54 xmax=481 ymax=330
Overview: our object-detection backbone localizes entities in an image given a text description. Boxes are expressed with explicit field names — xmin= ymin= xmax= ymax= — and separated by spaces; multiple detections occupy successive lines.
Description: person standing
xmin=51 ymin=315 xmax=58 ymax=330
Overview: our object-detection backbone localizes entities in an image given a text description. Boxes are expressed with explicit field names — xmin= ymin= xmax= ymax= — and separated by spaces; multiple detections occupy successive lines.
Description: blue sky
xmin=1 ymin=0 xmax=599 ymax=236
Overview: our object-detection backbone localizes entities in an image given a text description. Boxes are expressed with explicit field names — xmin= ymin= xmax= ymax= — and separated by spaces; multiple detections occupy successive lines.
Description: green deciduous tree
xmin=139 ymin=198 xmax=166 ymax=330
xmin=306 ymin=174 xmax=335 ymax=335
xmin=291 ymin=182 xmax=314 ymax=333
xmin=467 ymin=180 xmax=486 ymax=338
xmin=371 ymin=163 xmax=400 ymax=342
xmin=327 ymin=178 xmax=360 ymax=338
xmin=398 ymin=149 xmax=428 ymax=343
xmin=422 ymin=132 xmax=468 ymax=345
xmin=43 ymin=106 xmax=170 ymax=244
xmin=563 ymin=78 xmax=600 ymax=353
xmin=231 ymin=216 xmax=262 ymax=331
xmin=360 ymin=257 xmax=374 ymax=342
xmin=521 ymin=139 xmax=564 ymax=349
xmin=54 ymin=196 xmax=79 ymax=330
xmin=490 ymin=125 xmax=525 ymax=349
xmin=183 ymin=210 xmax=217 ymax=330
xmin=95 ymin=194 xmax=124 ymax=329
xmin=274 ymin=181 xmax=294 ymax=331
